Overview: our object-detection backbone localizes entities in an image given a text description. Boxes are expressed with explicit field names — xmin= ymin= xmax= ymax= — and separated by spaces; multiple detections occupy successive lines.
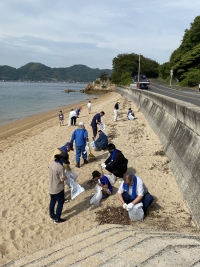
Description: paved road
xmin=149 ymin=82 xmax=200 ymax=107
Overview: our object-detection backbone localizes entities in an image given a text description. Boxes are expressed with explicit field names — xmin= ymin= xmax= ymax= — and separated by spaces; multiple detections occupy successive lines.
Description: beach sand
xmin=0 ymin=92 xmax=198 ymax=265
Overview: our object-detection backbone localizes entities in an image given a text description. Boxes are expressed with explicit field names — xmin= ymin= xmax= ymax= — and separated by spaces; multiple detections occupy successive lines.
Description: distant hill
xmin=0 ymin=63 xmax=112 ymax=82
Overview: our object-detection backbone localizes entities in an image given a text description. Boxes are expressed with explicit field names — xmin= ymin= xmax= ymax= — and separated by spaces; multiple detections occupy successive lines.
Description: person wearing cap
xmin=114 ymin=100 xmax=120 ymax=122
xmin=76 ymin=107 xmax=82 ymax=118
xmin=92 ymin=170 xmax=113 ymax=199
xmin=49 ymin=154 xmax=67 ymax=224
xmin=90 ymin=111 xmax=105 ymax=140
xmin=50 ymin=142 xmax=73 ymax=171
xmin=70 ymin=122 xmax=89 ymax=168
xmin=117 ymin=173 xmax=154 ymax=215
xmin=102 ymin=143 xmax=128 ymax=178
xmin=59 ymin=110 xmax=64 ymax=126
xmin=94 ymin=130 xmax=108 ymax=151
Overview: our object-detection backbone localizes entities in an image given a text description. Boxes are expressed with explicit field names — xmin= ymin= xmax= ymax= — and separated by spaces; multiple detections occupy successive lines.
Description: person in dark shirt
xmin=92 ymin=170 xmax=113 ymax=199
xmin=76 ymin=107 xmax=82 ymax=118
xmin=94 ymin=130 xmax=108 ymax=151
xmin=90 ymin=111 xmax=105 ymax=140
xmin=103 ymin=143 xmax=128 ymax=178
xmin=59 ymin=110 xmax=64 ymax=126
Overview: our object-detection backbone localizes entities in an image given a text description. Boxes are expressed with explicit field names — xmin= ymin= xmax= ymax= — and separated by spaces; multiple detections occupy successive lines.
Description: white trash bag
xmin=128 ymin=114 xmax=135 ymax=120
xmin=85 ymin=145 xmax=89 ymax=151
xmin=90 ymin=184 xmax=102 ymax=205
xmin=68 ymin=115 xmax=71 ymax=126
xmin=65 ymin=170 xmax=78 ymax=186
xmin=99 ymin=123 xmax=105 ymax=131
xmin=90 ymin=141 xmax=96 ymax=148
xmin=104 ymin=174 xmax=116 ymax=185
xmin=67 ymin=177 xmax=84 ymax=200
xmin=128 ymin=203 xmax=144 ymax=221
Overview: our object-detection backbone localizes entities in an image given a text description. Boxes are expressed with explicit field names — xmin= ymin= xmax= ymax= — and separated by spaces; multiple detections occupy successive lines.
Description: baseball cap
xmin=65 ymin=142 xmax=74 ymax=150
xmin=92 ymin=170 xmax=101 ymax=179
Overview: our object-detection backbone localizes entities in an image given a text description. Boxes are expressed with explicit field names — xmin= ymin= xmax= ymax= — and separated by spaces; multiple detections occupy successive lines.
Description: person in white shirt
xmin=70 ymin=109 xmax=77 ymax=126
xmin=118 ymin=173 xmax=153 ymax=214
xmin=87 ymin=101 xmax=92 ymax=114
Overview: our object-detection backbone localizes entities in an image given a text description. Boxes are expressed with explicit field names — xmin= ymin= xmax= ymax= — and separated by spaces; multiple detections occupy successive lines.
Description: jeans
xmin=91 ymin=125 xmax=98 ymax=138
xmin=76 ymin=145 xmax=87 ymax=162
xmin=49 ymin=189 xmax=65 ymax=221
xmin=122 ymin=192 xmax=154 ymax=213
xmin=71 ymin=116 xmax=77 ymax=125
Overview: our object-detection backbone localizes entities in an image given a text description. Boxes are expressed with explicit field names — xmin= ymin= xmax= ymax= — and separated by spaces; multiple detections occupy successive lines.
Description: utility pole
xmin=138 ymin=53 xmax=140 ymax=87
xmin=170 ymin=69 xmax=173 ymax=87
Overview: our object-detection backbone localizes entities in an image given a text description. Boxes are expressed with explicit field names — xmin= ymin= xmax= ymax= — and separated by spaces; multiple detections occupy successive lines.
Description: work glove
xmin=123 ymin=203 xmax=128 ymax=210
xmin=101 ymin=163 xmax=106 ymax=168
xmin=126 ymin=203 xmax=134 ymax=211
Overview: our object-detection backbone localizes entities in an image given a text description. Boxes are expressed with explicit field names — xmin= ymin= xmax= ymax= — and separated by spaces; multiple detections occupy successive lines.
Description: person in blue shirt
xmin=76 ymin=107 xmax=82 ymax=118
xmin=94 ymin=130 xmax=108 ymax=151
xmin=92 ymin=170 xmax=113 ymax=199
xmin=90 ymin=111 xmax=105 ymax=140
xmin=70 ymin=122 xmax=89 ymax=168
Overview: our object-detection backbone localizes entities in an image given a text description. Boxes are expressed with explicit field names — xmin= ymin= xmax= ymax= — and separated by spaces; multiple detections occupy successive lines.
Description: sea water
xmin=0 ymin=82 xmax=98 ymax=126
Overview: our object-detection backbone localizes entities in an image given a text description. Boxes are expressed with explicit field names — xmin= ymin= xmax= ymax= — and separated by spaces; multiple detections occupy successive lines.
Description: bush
xmin=180 ymin=68 xmax=200 ymax=87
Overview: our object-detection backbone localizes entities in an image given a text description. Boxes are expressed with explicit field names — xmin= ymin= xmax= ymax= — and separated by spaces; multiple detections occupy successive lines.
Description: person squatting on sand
xmin=127 ymin=108 xmax=135 ymax=119
xmin=70 ymin=109 xmax=77 ymax=126
xmin=70 ymin=122 xmax=89 ymax=168
xmin=49 ymin=154 xmax=67 ymax=224
xmin=90 ymin=111 xmax=105 ymax=140
xmin=92 ymin=170 xmax=113 ymax=199
xmin=94 ymin=130 xmax=108 ymax=151
xmin=102 ymin=143 xmax=128 ymax=178
xmin=58 ymin=110 xmax=64 ymax=126
xmin=50 ymin=142 xmax=73 ymax=171
xmin=114 ymin=100 xmax=120 ymax=122
xmin=118 ymin=173 xmax=154 ymax=214
xmin=87 ymin=100 xmax=92 ymax=114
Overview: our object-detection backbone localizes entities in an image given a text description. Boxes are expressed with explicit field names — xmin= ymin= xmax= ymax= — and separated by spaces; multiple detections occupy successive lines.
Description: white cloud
xmin=0 ymin=0 xmax=200 ymax=68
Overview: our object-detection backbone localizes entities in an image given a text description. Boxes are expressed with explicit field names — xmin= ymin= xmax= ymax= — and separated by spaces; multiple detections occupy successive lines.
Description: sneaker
xmin=54 ymin=218 xmax=66 ymax=225
xmin=64 ymin=198 xmax=69 ymax=203
xmin=50 ymin=216 xmax=56 ymax=221
xmin=84 ymin=159 xmax=88 ymax=164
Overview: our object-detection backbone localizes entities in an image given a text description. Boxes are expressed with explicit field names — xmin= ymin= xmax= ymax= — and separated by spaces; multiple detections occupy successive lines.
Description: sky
xmin=0 ymin=0 xmax=200 ymax=70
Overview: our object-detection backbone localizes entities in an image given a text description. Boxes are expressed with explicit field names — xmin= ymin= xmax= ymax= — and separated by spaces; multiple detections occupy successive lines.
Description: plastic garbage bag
xmin=67 ymin=177 xmax=84 ymax=200
xmin=68 ymin=115 xmax=71 ymax=126
xmin=65 ymin=170 xmax=78 ymax=186
xmin=128 ymin=114 xmax=135 ymax=120
xmin=90 ymin=141 xmax=96 ymax=148
xmin=128 ymin=203 xmax=144 ymax=221
xmin=99 ymin=123 xmax=105 ymax=131
xmin=90 ymin=184 xmax=102 ymax=205
xmin=104 ymin=174 xmax=116 ymax=185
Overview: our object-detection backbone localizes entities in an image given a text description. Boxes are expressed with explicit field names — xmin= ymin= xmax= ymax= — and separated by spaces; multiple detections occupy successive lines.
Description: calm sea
xmin=0 ymin=82 xmax=99 ymax=126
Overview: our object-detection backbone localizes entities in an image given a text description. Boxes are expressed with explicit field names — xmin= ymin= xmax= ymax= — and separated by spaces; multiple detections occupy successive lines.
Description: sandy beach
xmin=0 ymin=91 xmax=199 ymax=265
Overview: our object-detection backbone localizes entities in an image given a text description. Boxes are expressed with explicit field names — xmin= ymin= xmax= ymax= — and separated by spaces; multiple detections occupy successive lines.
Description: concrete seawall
xmin=116 ymin=86 xmax=200 ymax=227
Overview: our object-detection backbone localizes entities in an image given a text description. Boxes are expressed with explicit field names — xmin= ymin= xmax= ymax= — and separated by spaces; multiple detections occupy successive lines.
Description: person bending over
xmin=102 ymin=143 xmax=128 ymax=178
xmin=90 ymin=111 xmax=105 ymax=140
xmin=118 ymin=173 xmax=154 ymax=214
xmin=92 ymin=170 xmax=113 ymax=199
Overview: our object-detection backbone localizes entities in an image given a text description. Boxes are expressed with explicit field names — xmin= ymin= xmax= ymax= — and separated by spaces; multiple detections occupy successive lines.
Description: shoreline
xmin=0 ymin=93 xmax=109 ymax=145
xmin=0 ymin=91 xmax=199 ymax=265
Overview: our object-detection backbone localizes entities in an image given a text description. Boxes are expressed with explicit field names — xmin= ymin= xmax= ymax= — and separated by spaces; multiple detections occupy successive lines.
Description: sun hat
xmin=79 ymin=122 xmax=84 ymax=126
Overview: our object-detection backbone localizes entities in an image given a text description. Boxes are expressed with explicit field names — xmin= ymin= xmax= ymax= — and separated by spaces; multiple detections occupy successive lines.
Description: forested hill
xmin=159 ymin=16 xmax=200 ymax=87
xmin=0 ymin=63 xmax=112 ymax=82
